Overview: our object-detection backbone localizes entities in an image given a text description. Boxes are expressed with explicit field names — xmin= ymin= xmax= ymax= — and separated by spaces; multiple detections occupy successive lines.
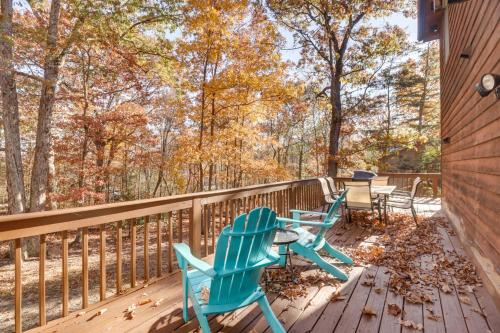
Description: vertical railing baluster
xmin=211 ymin=203 xmax=216 ymax=252
xmin=167 ymin=212 xmax=173 ymax=272
xmin=144 ymin=216 xmax=150 ymax=282
xmin=39 ymin=234 xmax=46 ymax=326
xmin=204 ymin=205 xmax=208 ymax=256
xmin=116 ymin=221 xmax=122 ymax=294
xmin=99 ymin=225 xmax=106 ymax=301
xmin=177 ymin=209 xmax=183 ymax=242
xmin=62 ymin=231 xmax=69 ymax=316
xmin=15 ymin=238 xmax=22 ymax=333
xmin=191 ymin=198 xmax=202 ymax=257
xmin=131 ymin=219 xmax=137 ymax=288
xmin=82 ymin=227 xmax=89 ymax=308
xmin=225 ymin=200 xmax=229 ymax=226
xmin=156 ymin=213 xmax=162 ymax=278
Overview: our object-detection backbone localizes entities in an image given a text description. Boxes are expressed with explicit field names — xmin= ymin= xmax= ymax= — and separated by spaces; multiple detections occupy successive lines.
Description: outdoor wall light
xmin=475 ymin=73 xmax=500 ymax=99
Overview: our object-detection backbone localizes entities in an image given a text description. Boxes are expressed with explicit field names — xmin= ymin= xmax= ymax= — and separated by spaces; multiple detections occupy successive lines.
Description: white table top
xmin=371 ymin=185 xmax=397 ymax=195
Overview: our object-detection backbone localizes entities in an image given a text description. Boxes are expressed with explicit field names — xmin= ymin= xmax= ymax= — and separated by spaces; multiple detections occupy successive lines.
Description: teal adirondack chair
xmin=277 ymin=190 xmax=353 ymax=281
xmin=174 ymin=207 xmax=285 ymax=333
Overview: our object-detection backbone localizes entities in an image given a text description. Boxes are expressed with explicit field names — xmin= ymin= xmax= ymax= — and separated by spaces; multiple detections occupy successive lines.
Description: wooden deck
xmin=30 ymin=201 xmax=499 ymax=333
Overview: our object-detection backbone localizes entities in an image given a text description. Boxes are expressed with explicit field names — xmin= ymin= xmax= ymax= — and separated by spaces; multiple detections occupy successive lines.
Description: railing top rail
xmin=0 ymin=178 xmax=319 ymax=241
xmin=378 ymin=172 xmax=441 ymax=176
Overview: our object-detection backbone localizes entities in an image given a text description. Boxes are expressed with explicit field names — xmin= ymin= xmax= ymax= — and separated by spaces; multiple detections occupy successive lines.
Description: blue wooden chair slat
xmin=277 ymin=190 xmax=353 ymax=281
xmin=174 ymin=207 xmax=285 ymax=333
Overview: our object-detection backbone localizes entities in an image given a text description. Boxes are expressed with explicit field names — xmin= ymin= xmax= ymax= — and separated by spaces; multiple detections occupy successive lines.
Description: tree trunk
xmin=327 ymin=76 xmax=342 ymax=177
xmin=29 ymin=0 xmax=62 ymax=213
xmin=0 ymin=0 xmax=27 ymax=215
xmin=1 ymin=0 xmax=29 ymax=259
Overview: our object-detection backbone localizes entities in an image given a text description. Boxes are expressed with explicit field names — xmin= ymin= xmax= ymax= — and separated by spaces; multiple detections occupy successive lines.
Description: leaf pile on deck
xmin=265 ymin=269 xmax=340 ymax=300
xmin=347 ymin=213 xmax=481 ymax=301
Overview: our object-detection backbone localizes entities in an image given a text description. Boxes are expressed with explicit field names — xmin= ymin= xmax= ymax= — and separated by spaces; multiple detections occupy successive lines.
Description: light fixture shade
xmin=481 ymin=74 xmax=499 ymax=90
xmin=476 ymin=73 xmax=500 ymax=97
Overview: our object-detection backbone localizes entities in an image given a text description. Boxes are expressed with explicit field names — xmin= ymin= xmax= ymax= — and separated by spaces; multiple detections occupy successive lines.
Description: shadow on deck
xmin=30 ymin=200 xmax=500 ymax=333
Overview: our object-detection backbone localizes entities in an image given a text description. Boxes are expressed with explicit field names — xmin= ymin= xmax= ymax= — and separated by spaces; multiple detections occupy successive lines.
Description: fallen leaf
xmin=472 ymin=307 xmax=487 ymax=317
xmin=441 ymin=283 xmax=452 ymax=294
xmin=423 ymin=294 xmax=434 ymax=303
xmin=459 ymin=295 xmax=471 ymax=305
xmin=362 ymin=306 xmax=377 ymax=316
xmin=126 ymin=310 xmax=135 ymax=320
xmin=97 ymin=308 xmax=107 ymax=316
xmin=138 ymin=299 xmax=152 ymax=306
xmin=399 ymin=319 xmax=423 ymax=330
xmin=330 ymin=290 xmax=347 ymax=302
xmin=200 ymin=286 xmax=210 ymax=303
xmin=153 ymin=298 xmax=164 ymax=307
xmin=427 ymin=314 xmax=441 ymax=321
xmin=406 ymin=292 xmax=423 ymax=304
xmin=361 ymin=280 xmax=375 ymax=287
xmin=374 ymin=287 xmax=384 ymax=294
xmin=388 ymin=303 xmax=402 ymax=316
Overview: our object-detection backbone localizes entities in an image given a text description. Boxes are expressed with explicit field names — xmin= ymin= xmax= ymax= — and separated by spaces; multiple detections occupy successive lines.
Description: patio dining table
xmin=371 ymin=185 xmax=396 ymax=222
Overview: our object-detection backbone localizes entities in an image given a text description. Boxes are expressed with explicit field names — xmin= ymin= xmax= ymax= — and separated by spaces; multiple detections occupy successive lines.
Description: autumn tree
xmin=176 ymin=0 xmax=294 ymax=191
xmin=269 ymin=0 xmax=410 ymax=176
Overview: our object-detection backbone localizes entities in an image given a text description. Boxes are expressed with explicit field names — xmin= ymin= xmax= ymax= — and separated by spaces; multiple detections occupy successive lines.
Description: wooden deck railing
xmin=0 ymin=178 xmax=322 ymax=333
xmin=0 ymin=173 xmax=440 ymax=333
xmin=378 ymin=172 xmax=441 ymax=197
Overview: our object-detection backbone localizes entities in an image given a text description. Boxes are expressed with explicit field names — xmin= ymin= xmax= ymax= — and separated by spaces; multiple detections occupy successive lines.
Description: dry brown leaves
xmin=330 ymin=290 xmax=347 ymax=302
xmin=399 ymin=319 xmax=423 ymax=330
xmin=200 ymin=287 xmax=210 ymax=303
xmin=387 ymin=303 xmax=402 ymax=316
xmin=427 ymin=313 xmax=441 ymax=321
xmin=348 ymin=214 xmax=481 ymax=300
xmin=138 ymin=298 xmax=152 ymax=306
xmin=97 ymin=308 xmax=107 ymax=316
xmin=266 ymin=269 xmax=340 ymax=300
xmin=125 ymin=304 xmax=136 ymax=320
xmin=362 ymin=306 xmax=377 ymax=316
xmin=459 ymin=295 xmax=472 ymax=305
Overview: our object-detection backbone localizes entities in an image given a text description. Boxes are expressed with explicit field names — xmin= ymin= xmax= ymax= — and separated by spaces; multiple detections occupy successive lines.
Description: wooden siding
xmin=439 ymin=0 xmax=500 ymax=307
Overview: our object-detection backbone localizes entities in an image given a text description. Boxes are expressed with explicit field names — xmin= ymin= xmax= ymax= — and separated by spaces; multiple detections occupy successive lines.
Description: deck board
xmin=28 ymin=200 xmax=499 ymax=333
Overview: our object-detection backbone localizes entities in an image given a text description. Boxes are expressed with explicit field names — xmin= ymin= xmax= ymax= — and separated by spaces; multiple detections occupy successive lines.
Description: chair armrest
xmin=289 ymin=209 xmax=328 ymax=217
xmin=173 ymin=243 xmax=215 ymax=277
xmin=277 ymin=217 xmax=334 ymax=228
xmin=391 ymin=190 xmax=410 ymax=196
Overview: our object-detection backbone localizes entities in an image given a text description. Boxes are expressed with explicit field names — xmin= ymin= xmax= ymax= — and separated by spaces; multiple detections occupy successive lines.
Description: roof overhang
xmin=417 ymin=0 xmax=443 ymax=42
xmin=417 ymin=0 xmax=471 ymax=42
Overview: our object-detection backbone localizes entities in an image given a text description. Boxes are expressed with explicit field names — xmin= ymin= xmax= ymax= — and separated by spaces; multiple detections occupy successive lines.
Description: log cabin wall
xmin=438 ymin=0 xmax=500 ymax=306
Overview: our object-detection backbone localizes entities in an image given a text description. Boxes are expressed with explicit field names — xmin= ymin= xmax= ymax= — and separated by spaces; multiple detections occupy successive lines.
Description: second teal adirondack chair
xmin=174 ymin=207 xmax=285 ymax=333
xmin=277 ymin=190 xmax=353 ymax=281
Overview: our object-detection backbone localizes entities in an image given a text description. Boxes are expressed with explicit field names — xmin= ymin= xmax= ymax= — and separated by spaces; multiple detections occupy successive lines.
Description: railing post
xmin=190 ymin=198 xmax=202 ymax=257
xmin=432 ymin=175 xmax=438 ymax=198
xmin=289 ymin=185 xmax=296 ymax=217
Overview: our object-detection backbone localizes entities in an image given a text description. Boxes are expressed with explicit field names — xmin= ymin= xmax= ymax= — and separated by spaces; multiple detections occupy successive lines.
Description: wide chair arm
xmin=289 ymin=209 xmax=328 ymax=217
xmin=174 ymin=243 xmax=216 ymax=277
xmin=277 ymin=217 xmax=335 ymax=228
